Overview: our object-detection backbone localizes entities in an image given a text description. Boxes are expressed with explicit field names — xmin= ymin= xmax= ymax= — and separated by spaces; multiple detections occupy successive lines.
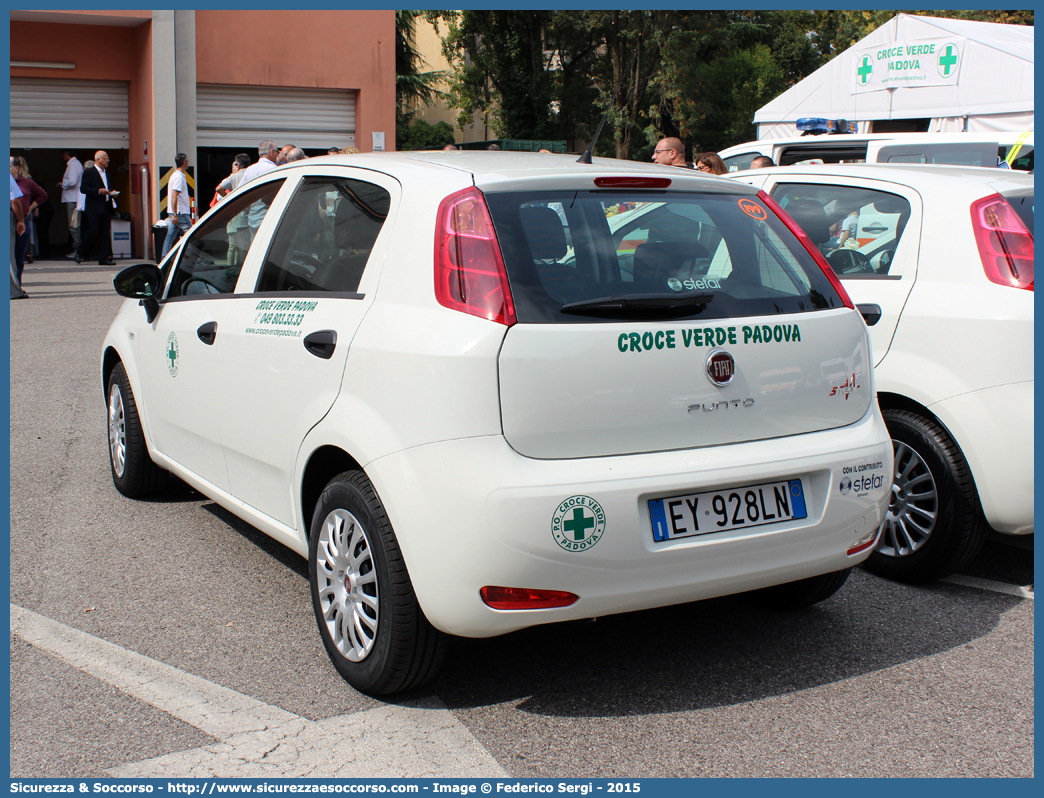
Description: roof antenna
xmin=576 ymin=113 xmax=609 ymax=164
xmin=577 ymin=46 xmax=639 ymax=164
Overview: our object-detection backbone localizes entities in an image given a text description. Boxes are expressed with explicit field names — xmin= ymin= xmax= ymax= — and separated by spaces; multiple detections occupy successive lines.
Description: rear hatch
xmin=484 ymin=181 xmax=872 ymax=459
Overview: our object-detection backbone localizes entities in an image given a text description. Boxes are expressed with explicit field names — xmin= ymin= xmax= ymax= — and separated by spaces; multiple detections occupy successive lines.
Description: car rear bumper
xmin=932 ymin=381 xmax=1034 ymax=535
xmin=366 ymin=404 xmax=893 ymax=638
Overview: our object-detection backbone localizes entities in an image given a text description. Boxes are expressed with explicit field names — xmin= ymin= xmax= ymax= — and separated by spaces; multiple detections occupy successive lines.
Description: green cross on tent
xmin=563 ymin=507 xmax=595 ymax=541
xmin=857 ymin=55 xmax=873 ymax=85
xmin=939 ymin=44 xmax=958 ymax=76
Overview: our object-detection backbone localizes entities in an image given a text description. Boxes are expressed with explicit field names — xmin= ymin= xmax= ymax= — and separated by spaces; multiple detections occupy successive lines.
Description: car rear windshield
xmin=484 ymin=190 xmax=848 ymax=323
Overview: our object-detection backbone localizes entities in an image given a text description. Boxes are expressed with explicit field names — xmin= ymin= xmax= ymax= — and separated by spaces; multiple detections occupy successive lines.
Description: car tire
xmin=864 ymin=409 xmax=987 ymax=583
xmin=107 ymin=362 xmax=169 ymax=498
xmin=749 ymin=568 xmax=851 ymax=609
xmin=308 ymin=471 xmax=447 ymax=695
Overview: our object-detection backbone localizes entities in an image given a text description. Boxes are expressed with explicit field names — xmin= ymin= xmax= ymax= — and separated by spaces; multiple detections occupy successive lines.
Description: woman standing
xmin=10 ymin=157 xmax=48 ymax=285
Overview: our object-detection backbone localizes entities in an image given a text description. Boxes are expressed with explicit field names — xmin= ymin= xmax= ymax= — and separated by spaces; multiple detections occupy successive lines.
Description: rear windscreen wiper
xmin=561 ymin=292 xmax=714 ymax=319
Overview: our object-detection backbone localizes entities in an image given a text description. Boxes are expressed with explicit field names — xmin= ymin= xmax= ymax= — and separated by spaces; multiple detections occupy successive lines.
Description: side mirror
xmin=113 ymin=264 xmax=163 ymax=324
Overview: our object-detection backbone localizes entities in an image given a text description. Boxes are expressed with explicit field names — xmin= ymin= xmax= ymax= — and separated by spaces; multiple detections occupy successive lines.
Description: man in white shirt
xmin=239 ymin=140 xmax=281 ymax=234
xmin=239 ymin=140 xmax=279 ymax=186
xmin=161 ymin=153 xmax=192 ymax=258
xmin=57 ymin=150 xmax=84 ymax=254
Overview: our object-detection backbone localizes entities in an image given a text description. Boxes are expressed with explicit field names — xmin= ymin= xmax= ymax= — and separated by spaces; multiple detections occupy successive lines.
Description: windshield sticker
xmin=552 ymin=496 xmax=605 ymax=552
xmin=166 ymin=332 xmax=179 ymax=378
xmin=738 ymin=199 xmax=768 ymax=220
xmin=668 ymin=277 xmax=722 ymax=292
xmin=245 ymin=299 xmax=320 ymax=339
xmin=618 ymin=324 xmax=801 ymax=352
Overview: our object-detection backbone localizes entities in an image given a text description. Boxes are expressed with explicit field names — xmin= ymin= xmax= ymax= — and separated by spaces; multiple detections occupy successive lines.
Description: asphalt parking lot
xmin=9 ymin=259 xmax=1034 ymax=779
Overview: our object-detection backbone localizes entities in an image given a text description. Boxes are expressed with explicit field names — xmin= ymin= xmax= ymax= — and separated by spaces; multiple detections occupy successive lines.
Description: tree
xmin=396 ymin=10 xmax=447 ymax=150
xmin=396 ymin=10 xmax=445 ymax=114
xmin=438 ymin=11 xmax=559 ymax=140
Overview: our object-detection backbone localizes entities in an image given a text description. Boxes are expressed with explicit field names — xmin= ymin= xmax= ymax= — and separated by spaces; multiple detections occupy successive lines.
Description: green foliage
xmin=430 ymin=9 xmax=1033 ymax=160
xmin=396 ymin=10 xmax=446 ymax=114
xmin=397 ymin=118 xmax=456 ymax=152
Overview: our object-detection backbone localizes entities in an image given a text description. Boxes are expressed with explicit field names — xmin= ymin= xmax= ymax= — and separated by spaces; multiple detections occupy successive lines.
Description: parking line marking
xmin=11 ymin=604 xmax=507 ymax=778
xmin=941 ymin=575 xmax=1034 ymax=600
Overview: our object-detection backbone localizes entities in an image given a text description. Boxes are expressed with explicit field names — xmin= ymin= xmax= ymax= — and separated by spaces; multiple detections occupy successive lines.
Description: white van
xmin=720 ymin=131 xmax=1033 ymax=172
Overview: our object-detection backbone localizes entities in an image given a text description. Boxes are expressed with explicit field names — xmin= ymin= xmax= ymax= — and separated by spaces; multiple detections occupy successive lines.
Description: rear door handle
xmin=197 ymin=321 xmax=218 ymax=345
xmin=303 ymin=330 xmax=337 ymax=359
xmin=857 ymin=303 xmax=882 ymax=327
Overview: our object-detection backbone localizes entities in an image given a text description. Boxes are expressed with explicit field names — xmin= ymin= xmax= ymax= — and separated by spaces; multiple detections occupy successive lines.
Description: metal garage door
xmin=10 ymin=78 xmax=129 ymax=149
xmin=196 ymin=84 xmax=357 ymax=150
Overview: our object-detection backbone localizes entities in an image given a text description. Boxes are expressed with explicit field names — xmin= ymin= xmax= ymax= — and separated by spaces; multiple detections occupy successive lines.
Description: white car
xmin=102 ymin=152 xmax=891 ymax=694
xmin=732 ymin=163 xmax=1034 ymax=582
xmin=719 ymin=131 xmax=1033 ymax=172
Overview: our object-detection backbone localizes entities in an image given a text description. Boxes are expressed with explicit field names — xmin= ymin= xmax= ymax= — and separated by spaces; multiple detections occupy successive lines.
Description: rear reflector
xmin=594 ymin=176 xmax=672 ymax=189
xmin=847 ymin=529 xmax=880 ymax=556
xmin=970 ymin=193 xmax=1034 ymax=291
xmin=480 ymin=586 xmax=578 ymax=610
xmin=759 ymin=190 xmax=855 ymax=310
xmin=434 ymin=186 xmax=517 ymax=325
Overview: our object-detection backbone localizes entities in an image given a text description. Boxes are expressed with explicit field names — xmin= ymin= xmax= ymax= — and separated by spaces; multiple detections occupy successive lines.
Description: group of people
xmin=9 ymin=147 xmax=127 ymax=298
xmin=652 ymin=137 xmax=774 ymax=172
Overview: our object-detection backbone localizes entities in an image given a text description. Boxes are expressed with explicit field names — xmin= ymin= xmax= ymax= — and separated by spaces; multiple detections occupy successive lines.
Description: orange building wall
xmin=195 ymin=10 xmax=396 ymax=151
xmin=11 ymin=20 xmax=144 ymax=83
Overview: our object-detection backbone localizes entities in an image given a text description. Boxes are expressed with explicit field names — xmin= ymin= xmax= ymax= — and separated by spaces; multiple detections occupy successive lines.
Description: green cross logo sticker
xmin=166 ymin=332 xmax=180 ymax=378
xmin=552 ymin=495 xmax=606 ymax=552
xmin=938 ymin=42 xmax=960 ymax=78
xmin=856 ymin=54 xmax=874 ymax=86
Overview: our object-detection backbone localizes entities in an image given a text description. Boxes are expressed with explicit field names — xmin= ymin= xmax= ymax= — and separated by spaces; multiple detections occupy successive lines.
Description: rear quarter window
xmin=771 ymin=183 xmax=912 ymax=278
xmin=485 ymin=190 xmax=847 ymax=323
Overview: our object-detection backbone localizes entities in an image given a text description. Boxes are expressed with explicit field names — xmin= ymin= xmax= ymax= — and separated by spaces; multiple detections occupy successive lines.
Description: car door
xmin=212 ymin=169 xmax=398 ymax=529
xmin=761 ymin=175 xmax=922 ymax=367
xmin=135 ymin=178 xmax=286 ymax=491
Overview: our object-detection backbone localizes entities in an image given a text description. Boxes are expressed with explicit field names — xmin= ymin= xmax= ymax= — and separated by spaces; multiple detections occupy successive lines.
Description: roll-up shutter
xmin=10 ymin=78 xmax=129 ymax=149
xmin=196 ymin=84 xmax=357 ymax=149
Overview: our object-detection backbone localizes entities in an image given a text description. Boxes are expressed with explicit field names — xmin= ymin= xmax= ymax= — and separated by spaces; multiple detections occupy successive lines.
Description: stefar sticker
xmin=552 ymin=495 xmax=606 ymax=552
xmin=738 ymin=199 xmax=767 ymax=220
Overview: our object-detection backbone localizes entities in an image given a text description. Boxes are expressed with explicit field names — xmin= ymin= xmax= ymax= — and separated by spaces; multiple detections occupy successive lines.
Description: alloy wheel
xmin=315 ymin=508 xmax=379 ymax=662
xmin=108 ymin=383 xmax=127 ymax=479
xmin=875 ymin=440 xmax=939 ymax=557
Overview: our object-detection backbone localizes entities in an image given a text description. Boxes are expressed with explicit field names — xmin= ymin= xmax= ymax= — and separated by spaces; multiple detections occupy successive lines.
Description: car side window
xmin=772 ymin=183 xmax=911 ymax=277
xmin=166 ymin=180 xmax=284 ymax=298
xmin=255 ymin=176 xmax=390 ymax=293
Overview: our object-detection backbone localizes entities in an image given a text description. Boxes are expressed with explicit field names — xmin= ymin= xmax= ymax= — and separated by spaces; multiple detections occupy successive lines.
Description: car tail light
xmin=758 ymin=190 xmax=856 ymax=310
xmin=434 ymin=186 xmax=516 ymax=325
xmin=970 ymin=194 xmax=1034 ymax=291
xmin=480 ymin=586 xmax=578 ymax=610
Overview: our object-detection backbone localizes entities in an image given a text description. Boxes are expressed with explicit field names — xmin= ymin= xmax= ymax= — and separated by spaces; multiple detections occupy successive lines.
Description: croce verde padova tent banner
xmin=851 ymin=37 xmax=966 ymax=93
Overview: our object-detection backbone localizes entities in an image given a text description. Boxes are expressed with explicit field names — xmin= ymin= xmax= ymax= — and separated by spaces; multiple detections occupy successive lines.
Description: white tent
xmin=754 ymin=14 xmax=1033 ymax=139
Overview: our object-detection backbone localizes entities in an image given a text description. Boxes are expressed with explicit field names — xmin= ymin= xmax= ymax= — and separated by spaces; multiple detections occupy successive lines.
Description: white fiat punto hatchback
xmin=103 ymin=152 xmax=891 ymax=694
